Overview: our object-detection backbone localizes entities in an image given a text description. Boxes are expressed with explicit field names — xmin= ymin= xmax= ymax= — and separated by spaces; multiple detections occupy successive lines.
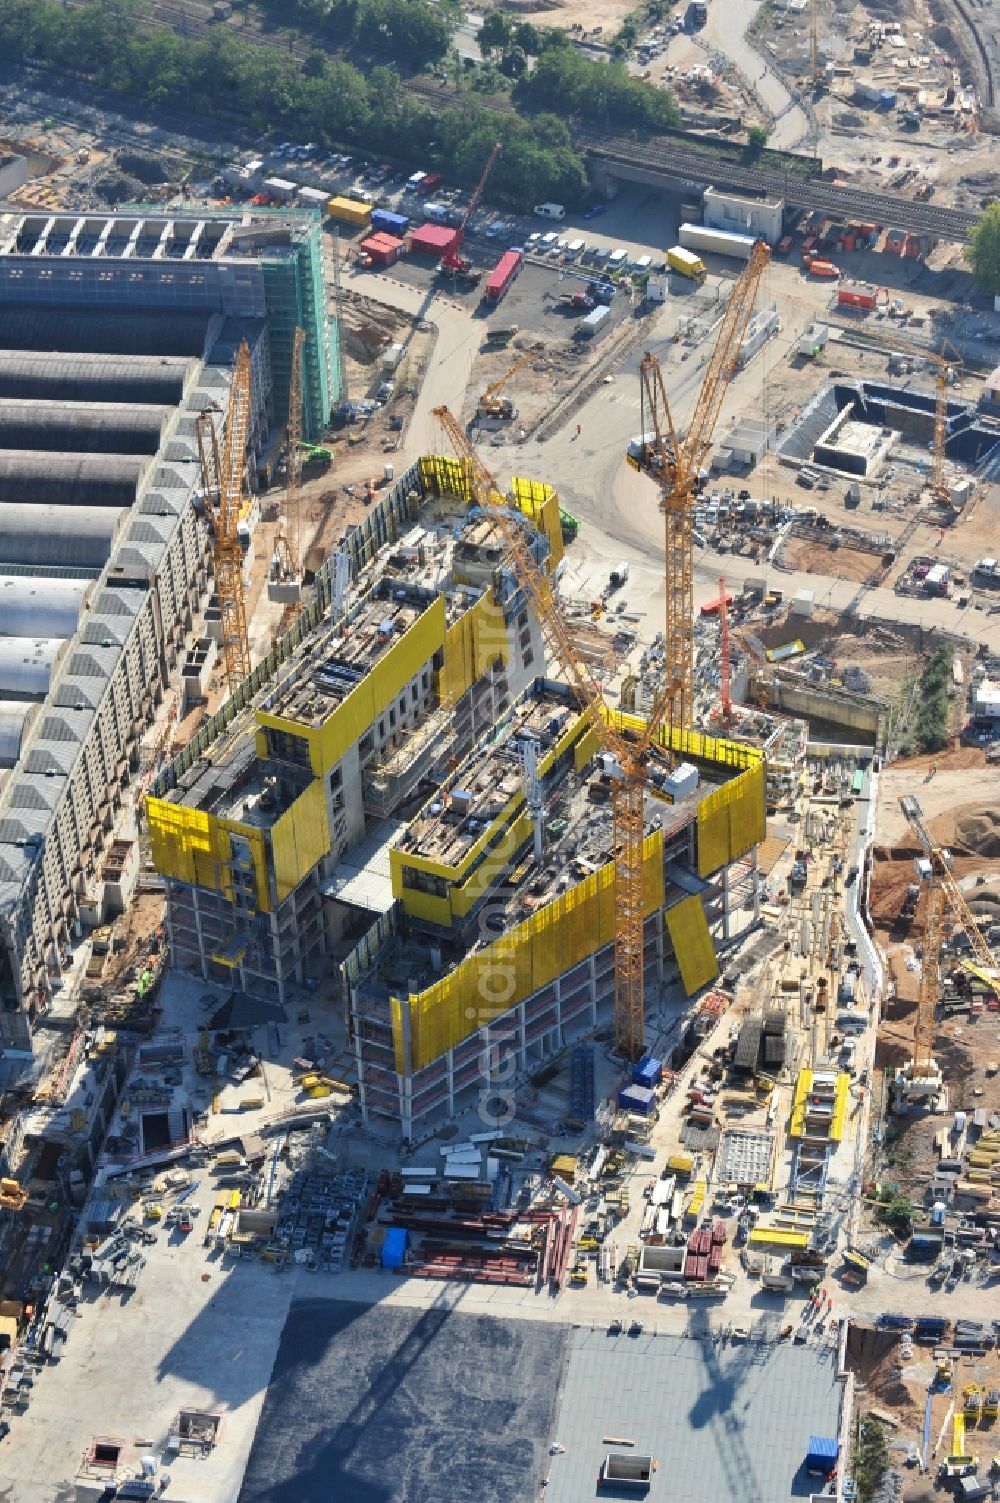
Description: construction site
xmin=0 ymin=64 xmax=999 ymax=1503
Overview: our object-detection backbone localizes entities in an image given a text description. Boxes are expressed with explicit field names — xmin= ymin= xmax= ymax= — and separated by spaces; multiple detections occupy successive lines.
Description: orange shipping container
xmin=808 ymin=259 xmax=840 ymax=278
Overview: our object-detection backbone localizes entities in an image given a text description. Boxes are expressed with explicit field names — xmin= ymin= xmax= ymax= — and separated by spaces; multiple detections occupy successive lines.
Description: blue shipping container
xmin=878 ymin=89 xmax=897 ymax=109
xmin=806 ymin=1436 xmax=838 ymax=1474
xmin=633 ymin=1055 xmax=662 ymax=1088
xmin=372 ymin=210 xmax=409 ymax=235
xmin=618 ymin=1084 xmax=656 ymax=1116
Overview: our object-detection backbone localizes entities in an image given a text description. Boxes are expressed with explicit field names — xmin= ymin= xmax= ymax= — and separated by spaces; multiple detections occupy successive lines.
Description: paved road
xmin=701 ymin=0 xmax=811 ymax=151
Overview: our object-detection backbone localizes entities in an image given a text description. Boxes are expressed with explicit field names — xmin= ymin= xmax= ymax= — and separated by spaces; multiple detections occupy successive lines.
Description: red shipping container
xmin=485 ymin=248 xmax=524 ymax=302
xmin=410 ymin=222 xmax=459 ymax=257
xmin=838 ymin=283 xmax=876 ymax=310
xmin=359 ymin=232 xmax=404 ymax=267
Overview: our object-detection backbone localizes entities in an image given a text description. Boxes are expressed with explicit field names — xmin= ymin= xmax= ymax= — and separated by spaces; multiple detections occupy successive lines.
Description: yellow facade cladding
xmin=829 ymin=1071 xmax=850 ymax=1143
xmin=390 ymin=708 xmax=594 ymax=917
xmin=438 ymin=589 xmax=509 ymax=706
xmin=271 ymin=779 xmax=330 ymax=905
xmin=605 ymin=711 xmax=765 ymax=879
xmin=511 ymin=476 xmax=564 ymax=570
xmin=147 ymin=793 xmax=271 ymax=913
xmin=257 ymin=594 xmax=447 ymax=778
xmin=392 ymin=831 xmax=665 ymax=1073
xmin=665 ymin=895 xmax=719 ymax=993
xmin=419 ymin=457 xmax=563 ymax=573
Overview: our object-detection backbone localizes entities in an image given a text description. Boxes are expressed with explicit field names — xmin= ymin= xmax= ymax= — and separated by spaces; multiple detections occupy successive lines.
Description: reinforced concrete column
xmin=721 ymin=861 xmax=731 ymax=942
xmin=398 ymin=1074 xmax=413 ymax=1143
xmin=751 ymin=846 xmax=761 ymax=923
xmin=656 ymin=913 xmax=665 ymax=982
xmin=351 ymin=997 xmax=369 ymax=1125
xmin=518 ymin=1001 xmax=528 ymax=1073
xmin=446 ymin=1047 xmax=455 ymax=1117
xmin=588 ymin=954 xmax=598 ymax=1027
xmin=554 ymin=977 xmax=564 ymax=1051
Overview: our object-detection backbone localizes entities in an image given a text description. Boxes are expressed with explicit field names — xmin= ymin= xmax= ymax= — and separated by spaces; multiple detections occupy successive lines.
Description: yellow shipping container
xmin=327 ymin=195 xmax=371 ymax=226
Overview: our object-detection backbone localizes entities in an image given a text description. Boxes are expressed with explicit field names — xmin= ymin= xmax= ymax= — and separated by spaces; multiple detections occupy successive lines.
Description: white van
xmin=566 ymin=238 xmax=585 ymax=258
xmin=540 ymin=231 xmax=559 ymax=250
xmin=533 ymin=201 xmax=566 ymax=220
xmin=608 ymin=247 xmax=628 ymax=268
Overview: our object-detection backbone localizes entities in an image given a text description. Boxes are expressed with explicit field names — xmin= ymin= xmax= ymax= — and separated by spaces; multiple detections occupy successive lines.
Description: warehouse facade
xmin=0 ymin=207 xmax=337 ymax=442
xmin=148 ymin=460 xmax=766 ymax=1137
xmin=0 ymin=203 xmax=347 ymax=1059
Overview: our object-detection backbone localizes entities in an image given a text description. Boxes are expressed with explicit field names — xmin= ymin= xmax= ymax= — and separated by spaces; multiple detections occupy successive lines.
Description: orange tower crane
xmin=629 ymin=239 xmax=770 ymax=736
xmin=196 ymin=340 xmax=252 ymax=694
xmin=434 ymin=247 xmax=767 ymax=1058
xmin=718 ymin=574 xmax=732 ymax=723
xmin=868 ymin=330 xmax=963 ymax=508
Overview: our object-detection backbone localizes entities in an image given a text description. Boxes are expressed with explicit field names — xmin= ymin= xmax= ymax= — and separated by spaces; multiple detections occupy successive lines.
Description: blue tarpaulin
xmin=381 ymin=1227 xmax=410 ymax=1270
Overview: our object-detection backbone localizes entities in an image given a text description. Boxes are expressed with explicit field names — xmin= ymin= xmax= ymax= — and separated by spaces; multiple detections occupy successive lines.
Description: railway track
xmin=583 ymin=133 xmax=979 ymax=242
xmin=41 ymin=8 xmax=984 ymax=241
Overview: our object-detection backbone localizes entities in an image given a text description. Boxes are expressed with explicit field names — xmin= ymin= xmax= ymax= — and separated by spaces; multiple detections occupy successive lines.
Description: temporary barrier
xmin=665 ymin=895 xmax=719 ymax=993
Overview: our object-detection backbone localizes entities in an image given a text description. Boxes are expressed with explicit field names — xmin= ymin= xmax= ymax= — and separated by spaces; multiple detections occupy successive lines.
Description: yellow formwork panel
xmin=439 ymin=589 xmax=509 ymax=706
xmin=511 ymin=477 xmax=564 ymax=571
xmin=419 ymin=454 xmax=472 ymax=501
xmin=271 ymin=779 xmax=329 ymax=905
xmin=146 ymin=797 xmax=270 ymax=911
xmin=789 ymin=1068 xmax=812 ymax=1138
xmin=664 ymin=894 xmax=718 ymax=995
xmin=395 ymin=831 xmax=663 ymax=1072
xmin=256 ymin=596 xmax=446 ymax=778
xmin=829 ymin=1071 xmax=850 ymax=1143
xmin=747 ymin=1228 xmax=809 ymax=1250
xmin=697 ymin=760 xmax=766 ymax=877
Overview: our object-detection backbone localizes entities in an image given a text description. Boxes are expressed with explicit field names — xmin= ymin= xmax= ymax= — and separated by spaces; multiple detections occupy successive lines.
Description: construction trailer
xmin=149 ymin=459 xmax=766 ymax=1138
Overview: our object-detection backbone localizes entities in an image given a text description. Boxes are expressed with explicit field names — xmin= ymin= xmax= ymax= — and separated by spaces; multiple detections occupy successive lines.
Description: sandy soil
xmin=785 ymin=535 xmax=882 ymax=584
xmin=873 ymin=749 xmax=992 ymax=846
xmin=495 ymin=0 xmax=633 ymax=33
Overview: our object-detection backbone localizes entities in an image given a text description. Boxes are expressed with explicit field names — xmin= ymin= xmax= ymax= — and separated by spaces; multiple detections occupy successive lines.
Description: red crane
xmin=440 ymin=140 xmax=502 ymax=275
xmin=718 ymin=574 xmax=732 ymax=723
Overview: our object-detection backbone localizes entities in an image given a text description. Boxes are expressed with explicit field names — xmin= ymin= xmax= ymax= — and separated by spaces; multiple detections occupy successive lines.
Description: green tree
xmin=881 ymin=1195 xmax=914 ymax=1238
xmin=855 ymin=1418 xmax=888 ymax=1503
xmin=966 ymin=203 xmax=1000 ymax=295
xmin=746 ymin=124 xmax=768 ymax=153
xmin=498 ymin=45 xmax=527 ymax=77
xmin=513 ymin=20 xmax=541 ymax=53
xmin=477 ymin=9 xmax=513 ymax=56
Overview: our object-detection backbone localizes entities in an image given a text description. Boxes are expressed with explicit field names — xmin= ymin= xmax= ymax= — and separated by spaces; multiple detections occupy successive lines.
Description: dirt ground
xmin=496 ymin=0 xmax=633 ymax=34
xmin=873 ymin=750 xmax=994 ymax=847
xmin=785 ymin=535 xmax=882 ymax=584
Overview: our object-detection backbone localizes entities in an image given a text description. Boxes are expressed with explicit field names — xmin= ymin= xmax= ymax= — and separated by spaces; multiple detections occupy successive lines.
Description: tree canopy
xmin=513 ymin=48 xmax=680 ymax=130
xmin=966 ymin=203 xmax=1000 ymax=295
xmin=0 ymin=0 xmax=590 ymax=207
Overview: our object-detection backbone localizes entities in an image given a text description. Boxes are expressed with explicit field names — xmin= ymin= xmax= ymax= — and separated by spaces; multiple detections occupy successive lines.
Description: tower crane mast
xmin=434 ymin=244 xmax=766 ymax=1058
xmin=630 ymin=240 xmax=770 ymax=735
xmin=196 ymin=340 xmax=252 ymax=694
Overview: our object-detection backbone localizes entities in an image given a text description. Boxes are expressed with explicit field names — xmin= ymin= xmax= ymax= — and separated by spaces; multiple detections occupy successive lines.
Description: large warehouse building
xmin=0 ymin=207 xmax=337 ymax=1065
xmin=148 ymin=460 xmax=765 ymax=1137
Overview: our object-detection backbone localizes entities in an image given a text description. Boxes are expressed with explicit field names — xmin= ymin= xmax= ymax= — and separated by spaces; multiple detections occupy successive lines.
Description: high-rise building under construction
xmin=148 ymin=459 xmax=766 ymax=1138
